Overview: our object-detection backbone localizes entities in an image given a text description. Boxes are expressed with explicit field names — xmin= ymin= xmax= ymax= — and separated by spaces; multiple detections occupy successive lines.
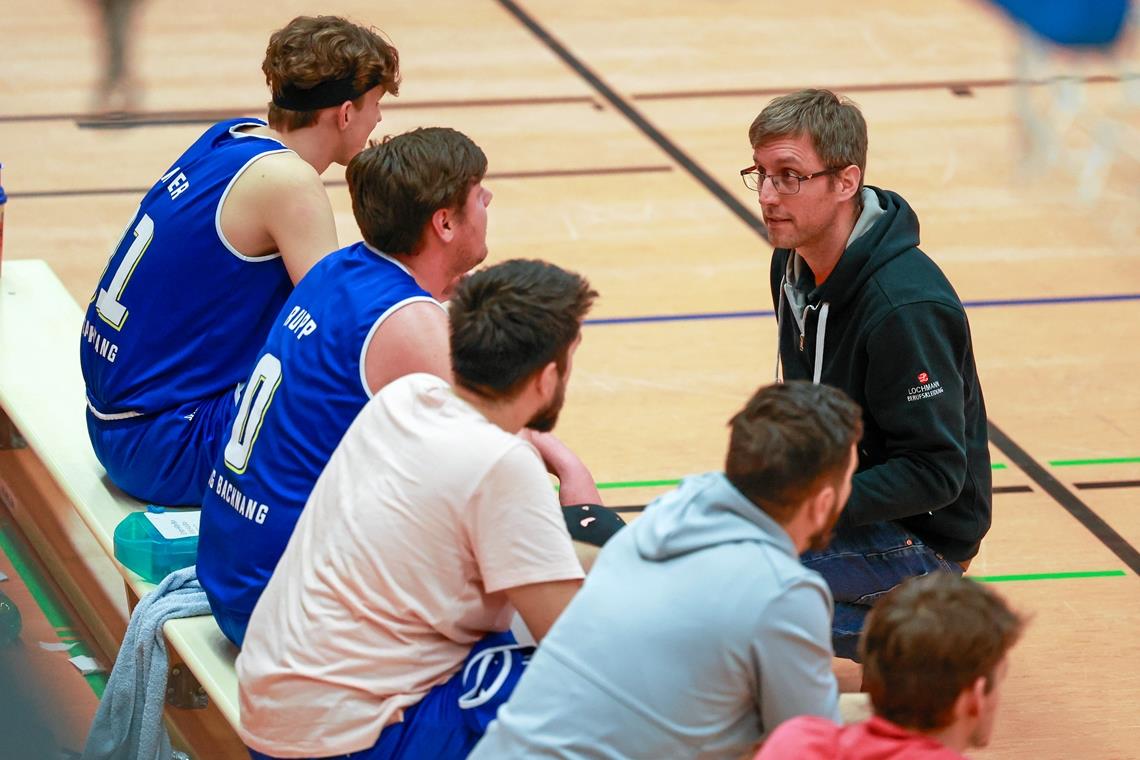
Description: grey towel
xmin=82 ymin=565 xmax=211 ymax=760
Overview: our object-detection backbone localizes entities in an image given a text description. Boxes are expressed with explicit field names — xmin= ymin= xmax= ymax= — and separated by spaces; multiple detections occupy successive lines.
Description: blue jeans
xmin=801 ymin=521 xmax=964 ymax=661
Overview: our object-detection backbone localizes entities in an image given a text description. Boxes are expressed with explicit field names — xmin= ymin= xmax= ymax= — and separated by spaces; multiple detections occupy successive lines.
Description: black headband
xmin=272 ymin=75 xmax=380 ymax=112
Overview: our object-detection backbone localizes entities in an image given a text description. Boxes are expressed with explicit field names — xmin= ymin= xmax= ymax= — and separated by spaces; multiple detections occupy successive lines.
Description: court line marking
xmin=630 ymin=74 xmax=1124 ymax=102
xmin=1 ymin=75 xmax=1121 ymax=126
xmin=1075 ymin=480 xmax=1140 ymax=490
xmin=7 ymin=165 xmax=675 ymax=201
xmin=1053 ymin=456 xmax=1140 ymax=467
xmin=603 ymin=484 xmax=1031 ymax=503
xmin=0 ymin=95 xmax=603 ymax=126
xmin=584 ymin=293 xmax=1140 ymax=325
xmin=0 ymin=524 xmax=107 ymax=696
xmin=974 ymin=570 xmax=1127 ymax=582
xmin=494 ymin=0 xmax=770 ymax=242
xmin=988 ymin=421 xmax=1140 ymax=576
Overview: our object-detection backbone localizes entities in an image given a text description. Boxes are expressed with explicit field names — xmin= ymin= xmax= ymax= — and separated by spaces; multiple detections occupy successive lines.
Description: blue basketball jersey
xmin=80 ymin=119 xmax=294 ymax=418
xmin=198 ymin=242 xmax=437 ymax=637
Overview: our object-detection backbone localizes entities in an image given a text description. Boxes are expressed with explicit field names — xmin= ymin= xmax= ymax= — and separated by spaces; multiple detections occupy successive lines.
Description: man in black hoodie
xmin=746 ymin=89 xmax=992 ymax=660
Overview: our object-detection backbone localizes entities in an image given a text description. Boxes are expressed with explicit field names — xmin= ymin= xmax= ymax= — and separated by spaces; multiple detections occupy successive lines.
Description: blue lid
xmin=146 ymin=504 xmax=166 ymax=513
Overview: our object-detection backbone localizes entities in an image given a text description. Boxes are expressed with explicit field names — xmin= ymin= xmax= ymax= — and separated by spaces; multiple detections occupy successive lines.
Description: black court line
xmin=631 ymin=74 xmax=1124 ymax=102
xmin=494 ymin=0 xmax=769 ymax=242
xmin=994 ymin=485 xmax=1034 ymax=494
xmin=1075 ymin=480 xmax=1140 ymax=491
xmin=8 ymin=165 xmax=674 ymax=201
xmin=989 ymin=420 xmax=1140 ymax=576
xmin=612 ymin=486 xmax=1032 ymax=514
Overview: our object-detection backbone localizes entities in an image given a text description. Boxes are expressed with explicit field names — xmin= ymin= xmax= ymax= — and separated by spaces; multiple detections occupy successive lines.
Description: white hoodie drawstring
xmin=774 ymin=276 xmax=786 ymax=383
xmin=812 ymin=303 xmax=829 ymax=385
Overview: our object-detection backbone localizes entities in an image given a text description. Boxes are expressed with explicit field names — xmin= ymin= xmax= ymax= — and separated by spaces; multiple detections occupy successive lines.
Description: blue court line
xmin=585 ymin=292 xmax=1140 ymax=326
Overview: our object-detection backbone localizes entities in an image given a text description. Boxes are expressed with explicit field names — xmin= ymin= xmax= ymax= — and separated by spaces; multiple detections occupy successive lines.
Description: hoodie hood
xmin=812 ymin=186 xmax=920 ymax=312
xmin=632 ymin=471 xmax=797 ymax=562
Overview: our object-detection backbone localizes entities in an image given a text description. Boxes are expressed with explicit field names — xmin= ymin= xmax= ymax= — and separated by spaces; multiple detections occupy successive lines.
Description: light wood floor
xmin=3 ymin=1 xmax=1140 ymax=758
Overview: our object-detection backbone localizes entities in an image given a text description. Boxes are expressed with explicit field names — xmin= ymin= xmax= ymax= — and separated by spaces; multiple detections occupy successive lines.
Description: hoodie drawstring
xmin=774 ymin=276 xmax=786 ymax=383
xmin=812 ymin=302 xmax=829 ymax=385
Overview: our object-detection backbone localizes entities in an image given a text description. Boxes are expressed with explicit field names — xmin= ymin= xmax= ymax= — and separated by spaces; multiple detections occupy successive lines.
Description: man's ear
xmin=336 ymin=100 xmax=354 ymax=131
xmin=430 ymin=207 xmax=455 ymax=243
xmin=837 ymin=164 xmax=862 ymax=202
xmin=534 ymin=360 xmax=559 ymax=398
xmin=953 ymin=675 xmax=987 ymax=722
xmin=807 ymin=484 xmax=836 ymax=529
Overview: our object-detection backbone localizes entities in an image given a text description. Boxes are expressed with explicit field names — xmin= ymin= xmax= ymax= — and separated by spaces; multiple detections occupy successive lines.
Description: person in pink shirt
xmin=238 ymin=259 xmax=618 ymax=760
xmin=755 ymin=573 xmax=1026 ymax=759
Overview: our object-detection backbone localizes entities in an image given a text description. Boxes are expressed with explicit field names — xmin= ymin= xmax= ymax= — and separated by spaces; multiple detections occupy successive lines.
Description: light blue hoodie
xmin=470 ymin=472 xmax=841 ymax=760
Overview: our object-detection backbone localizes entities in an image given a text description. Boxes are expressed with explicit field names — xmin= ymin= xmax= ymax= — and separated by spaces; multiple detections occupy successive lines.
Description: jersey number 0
xmin=224 ymin=353 xmax=283 ymax=474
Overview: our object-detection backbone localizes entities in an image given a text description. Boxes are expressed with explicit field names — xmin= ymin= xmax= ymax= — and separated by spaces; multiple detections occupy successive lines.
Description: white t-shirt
xmin=237 ymin=373 xmax=585 ymax=757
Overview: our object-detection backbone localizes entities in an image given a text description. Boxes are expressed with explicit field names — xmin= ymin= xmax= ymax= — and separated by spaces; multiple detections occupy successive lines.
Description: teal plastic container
xmin=113 ymin=507 xmax=199 ymax=583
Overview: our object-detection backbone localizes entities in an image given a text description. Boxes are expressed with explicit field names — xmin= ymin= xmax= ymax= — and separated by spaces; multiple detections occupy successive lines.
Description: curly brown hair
xmin=262 ymin=16 xmax=400 ymax=132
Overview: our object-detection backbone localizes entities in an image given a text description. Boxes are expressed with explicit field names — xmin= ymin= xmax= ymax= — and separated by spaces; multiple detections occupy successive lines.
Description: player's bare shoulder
xmin=220 ymin=146 xmax=330 ymax=261
xmin=235 ymin=148 xmax=324 ymax=205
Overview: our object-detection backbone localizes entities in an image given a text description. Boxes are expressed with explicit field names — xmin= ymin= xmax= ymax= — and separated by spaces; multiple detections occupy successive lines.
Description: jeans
xmin=801 ymin=521 xmax=964 ymax=661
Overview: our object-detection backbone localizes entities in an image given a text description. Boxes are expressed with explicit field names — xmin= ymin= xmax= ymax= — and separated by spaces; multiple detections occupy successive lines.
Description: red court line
xmin=8 ymin=165 xmax=674 ymax=200
xmin=0 ymin=95 xmax=603 ymax=126
xmin=631 ymin=74 xmax=1123 ymax=101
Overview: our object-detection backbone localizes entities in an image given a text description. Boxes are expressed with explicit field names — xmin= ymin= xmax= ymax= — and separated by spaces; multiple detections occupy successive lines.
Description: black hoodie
xmin=769 ymin=186 xmax=991 ymax=562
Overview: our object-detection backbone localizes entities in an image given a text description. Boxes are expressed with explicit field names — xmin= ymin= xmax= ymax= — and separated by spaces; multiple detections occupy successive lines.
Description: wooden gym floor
xmin=2 ymin=1 xmax=1139 ymax=757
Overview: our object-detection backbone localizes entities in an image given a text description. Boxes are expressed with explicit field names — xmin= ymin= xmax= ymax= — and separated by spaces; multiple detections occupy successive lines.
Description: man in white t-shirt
xmin=238 ymin=259 xmax=609 ymax=760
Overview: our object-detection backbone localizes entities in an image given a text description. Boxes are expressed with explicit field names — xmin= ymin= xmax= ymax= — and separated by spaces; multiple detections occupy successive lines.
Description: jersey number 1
xmin=95 ymin=214 xmax=155 ymax=330
xmin=224 ymin=353 xmax=283 ymax=474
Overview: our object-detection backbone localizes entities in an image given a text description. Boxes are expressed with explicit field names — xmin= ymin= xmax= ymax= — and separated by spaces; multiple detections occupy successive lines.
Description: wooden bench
xmin=0 ymin=259 xmax=870 ymax=755
xmin=0 ymin=259 xmax=246 ymax=758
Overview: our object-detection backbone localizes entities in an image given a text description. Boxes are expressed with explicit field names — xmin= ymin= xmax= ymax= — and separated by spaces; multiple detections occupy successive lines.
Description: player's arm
xmin=221 ymin=151 xmax=340 ymax=284
xmin=473 ymin=445 xmax=586 ymax=639
xmin=517 ymin=430 xmax=602 ymax=506
xmin=363 ymin=300 xmax=452 ymax=394
xmin=503 ymin=579 xmax=582 ymax=642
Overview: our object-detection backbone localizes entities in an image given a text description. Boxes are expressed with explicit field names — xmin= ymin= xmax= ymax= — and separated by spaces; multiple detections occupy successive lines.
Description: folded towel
xmin=82 ymin=565 xmax=210 ymax=760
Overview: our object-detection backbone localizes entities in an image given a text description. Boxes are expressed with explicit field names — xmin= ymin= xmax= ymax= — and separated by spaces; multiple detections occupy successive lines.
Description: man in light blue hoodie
xmin=470 ymin=381 xmax=863 ymax=759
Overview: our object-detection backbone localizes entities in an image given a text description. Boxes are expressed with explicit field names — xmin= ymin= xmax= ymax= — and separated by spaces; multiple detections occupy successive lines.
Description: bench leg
xmin=0 ymin=408 xmax=27 ymax=450
xmin=167 ymin=664 xmax=209 ymax=710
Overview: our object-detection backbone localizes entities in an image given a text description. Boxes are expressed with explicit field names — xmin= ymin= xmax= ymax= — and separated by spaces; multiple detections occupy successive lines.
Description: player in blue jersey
xmin=198 ymin=127 xmax=624 ymax=647
xmin=80 ymin=16 xmax=400 ymax=506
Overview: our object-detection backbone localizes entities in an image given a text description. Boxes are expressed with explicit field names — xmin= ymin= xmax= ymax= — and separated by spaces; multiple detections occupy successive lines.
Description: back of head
xmin=263 ymin=15 xmax=401 ymax=131
xmin=725 ymin=381 xmax=862 ymax=522
xmin=346 ymin=127 xmax=488 ymax=254
xmin=449 ymin=259 xmax=597 ymax=399
xmin=861 ymin=573 xmax=1026 ymax=731
xmin=748 ymin=89 xmax=868 ymax=189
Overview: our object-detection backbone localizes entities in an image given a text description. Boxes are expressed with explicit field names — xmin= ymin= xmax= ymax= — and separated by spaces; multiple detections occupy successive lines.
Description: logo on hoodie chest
xmin=907 ymin=370 xmax=944 ymax=403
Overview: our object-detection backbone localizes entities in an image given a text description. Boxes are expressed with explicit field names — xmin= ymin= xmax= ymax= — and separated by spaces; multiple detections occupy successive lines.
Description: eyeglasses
xmin=739 ymin=166 xmax=844 ymax=195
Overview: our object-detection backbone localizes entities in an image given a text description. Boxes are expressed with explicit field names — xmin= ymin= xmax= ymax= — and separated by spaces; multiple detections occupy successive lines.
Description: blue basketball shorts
xmin=248 ymin=631 xmax=533 ymax=760
xmin=86 ymin=388 xmax=237 ymax=507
